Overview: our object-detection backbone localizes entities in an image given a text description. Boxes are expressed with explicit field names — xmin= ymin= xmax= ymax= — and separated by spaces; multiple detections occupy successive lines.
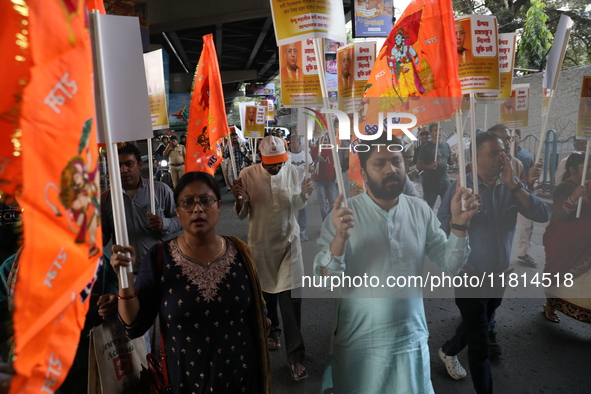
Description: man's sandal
xmin=289 ymin=363 xmax=308 ymax=381
xmin=543 ymin=304 xmax=560 ymax=323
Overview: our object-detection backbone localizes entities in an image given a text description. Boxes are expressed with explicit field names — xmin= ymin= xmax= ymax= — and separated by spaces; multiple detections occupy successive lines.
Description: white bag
xmin=88 ymin=319 xmax=147 ymax=394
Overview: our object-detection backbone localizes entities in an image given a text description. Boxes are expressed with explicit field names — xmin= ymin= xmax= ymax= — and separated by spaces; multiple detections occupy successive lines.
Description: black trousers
xmin=442 ymin=285 xmax=506 ymax=394
xmin=263 ymin=290 xmax=305 ymax=364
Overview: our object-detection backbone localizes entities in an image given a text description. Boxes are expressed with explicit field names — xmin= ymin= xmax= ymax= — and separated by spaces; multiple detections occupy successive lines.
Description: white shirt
xmin=235 ymin=163 xmax=306 ymax=293
xmin=288 ymin=150 xmax=313 ymax=184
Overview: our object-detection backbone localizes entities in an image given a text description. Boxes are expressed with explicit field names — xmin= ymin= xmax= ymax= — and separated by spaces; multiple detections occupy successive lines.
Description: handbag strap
xmin=154 ymin=242 xmax=171 ymax=388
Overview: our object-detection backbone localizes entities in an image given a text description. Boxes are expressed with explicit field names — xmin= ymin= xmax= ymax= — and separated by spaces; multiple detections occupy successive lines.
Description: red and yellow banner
xmin=243 ymin=105 xmax=266 ymax=138
xmin=337 ymin=42 xmax=376 ymax=113
xmin=577 ymin=75 xmax=591 ymax=139
xmin=270 ymin=0 xmax=346 ymax=46
xmin=476 ymin=33 xmax=516 ymax=102
xmin=186 ymin=34 xmax=229 ymax=175
xmin=280 ymin=39 xmax=324 ymax=107
xmin=500 ymin=84 xmax=530 ymax=128
xmin=349 ymin=0 xmax=462 ymax=192
xmin=455 ymin=15 xmax=500 ymax=94
xmin=2 ymin=1 xmax=102 ymax=392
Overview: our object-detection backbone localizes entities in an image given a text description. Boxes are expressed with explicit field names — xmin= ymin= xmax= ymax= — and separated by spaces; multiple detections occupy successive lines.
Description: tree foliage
xmin=452 ymin=0 xmax=591 ymax=70
xmin=517 ymin=0 xmax=552 ymax=70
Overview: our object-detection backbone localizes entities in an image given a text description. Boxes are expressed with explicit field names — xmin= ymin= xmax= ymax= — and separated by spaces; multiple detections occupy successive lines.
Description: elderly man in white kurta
xmin=232 ymin=135 xmax=313 ymax=381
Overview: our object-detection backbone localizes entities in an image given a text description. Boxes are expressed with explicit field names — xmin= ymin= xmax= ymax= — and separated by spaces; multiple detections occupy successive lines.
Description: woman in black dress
xmin=110 ymin=172 xmax=270 ymax=393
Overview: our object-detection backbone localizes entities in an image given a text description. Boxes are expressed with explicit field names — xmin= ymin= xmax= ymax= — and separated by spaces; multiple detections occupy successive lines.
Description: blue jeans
xmin=423 ymin=181 xmax=450 ymax=209
xmin=315 ymin=181 xmax=338 ymax=222
xmin=442 ymin=286 xmax=505 ymax=394
xmin=297 ymin=206 xmax=307 ymax=235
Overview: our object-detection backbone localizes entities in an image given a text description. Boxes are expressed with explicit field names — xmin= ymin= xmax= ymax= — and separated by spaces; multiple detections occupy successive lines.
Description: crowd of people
xmin=1 ymin=122 xmax=589 ymax=394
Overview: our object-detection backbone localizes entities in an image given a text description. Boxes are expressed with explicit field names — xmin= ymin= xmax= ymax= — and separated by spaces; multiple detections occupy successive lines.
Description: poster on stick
xmin=270 ymin=0 xmax=346 ymax=46
xmin=577 ymin=75 xmax=591 ymax=140
xmin=543 ymin=15 xmax=573 ymax=90
xmin=279 ymin=40 xmax=323 ymax=107
xmin=338 ymin=42 xmax=376 ymax=113
xmin=353 ymin=0 xmax=393 ymax=38
xmin=143 ymin=49 xmax=169 ymax=130
xmin=243 ymin=105 xmax=266 ymax=138
xmin=455 ymin=15 xmax=500 ymax=94
xmin=500 ymin=84 xmax=529 ymax=128
xmin=477 ymin=33 xmax=516 ymax=102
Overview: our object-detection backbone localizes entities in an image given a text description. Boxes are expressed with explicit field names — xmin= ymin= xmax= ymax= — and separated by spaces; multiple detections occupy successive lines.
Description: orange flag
xmin=0 ymin=1 xmax=33 ymax=197
xmin=186 ymin=34 xmax=229 ymax=175
xmin=87 ymin=0 xmax=106 ymax=14
xmin=4 ymin=1 xmax=102 ymax=392
xmin=349 ymin=0 xmax=462 ymax=192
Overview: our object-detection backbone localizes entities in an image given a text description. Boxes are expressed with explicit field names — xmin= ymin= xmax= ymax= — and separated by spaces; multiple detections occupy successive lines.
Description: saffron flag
xmin=186 ymin=34 xmax=229 ymax=175
xmin=87 ymin=0 xmax=106 ymax=14
xmin=0 ymin=0 xmax=32 ymax=197
xmin=5 ymin=1 xmax=102 ymax=393
xmin=349 ymin=0 xmax=462 ymax=192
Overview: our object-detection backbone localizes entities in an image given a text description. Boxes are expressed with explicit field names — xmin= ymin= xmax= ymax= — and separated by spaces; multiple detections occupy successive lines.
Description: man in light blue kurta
xmin=313 ymin=135 xmax=480 ymax=394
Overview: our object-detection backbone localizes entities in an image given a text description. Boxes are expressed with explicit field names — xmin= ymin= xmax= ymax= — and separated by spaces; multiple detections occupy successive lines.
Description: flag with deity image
xmin=1 ymin=1 xmax=104 ymax=392
xmin=348 ymin=0 xmax=463 ymax=193
xmin=186 ymin=33 xmax=229 ymax=175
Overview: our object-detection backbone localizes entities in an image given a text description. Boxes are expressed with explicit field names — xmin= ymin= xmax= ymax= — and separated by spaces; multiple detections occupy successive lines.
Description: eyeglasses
xmin=500 ymin=136 xmax=514 ymax=142
xmin=262 ymin=162 xmax=285 ymax=170
xmin=177 ymin=197 xmax=218 ymax=212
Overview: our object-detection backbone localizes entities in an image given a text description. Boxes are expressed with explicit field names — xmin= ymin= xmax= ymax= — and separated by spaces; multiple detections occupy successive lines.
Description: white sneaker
xmin=438 ymin=348 xmax=467 ymax=380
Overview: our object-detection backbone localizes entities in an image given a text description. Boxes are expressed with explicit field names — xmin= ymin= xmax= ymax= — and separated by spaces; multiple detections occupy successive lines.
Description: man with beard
xmin=314 ymin=134 xmax=480 ymax=393
xmin=232 ymin=135 xmax=313 ymax=381
xmin=437 ymin=132 xmax=550 ymax=394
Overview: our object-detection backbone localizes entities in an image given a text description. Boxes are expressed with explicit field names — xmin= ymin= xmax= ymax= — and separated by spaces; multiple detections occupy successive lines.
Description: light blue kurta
xmin=314 ymin=193 xmax=470 ymax=394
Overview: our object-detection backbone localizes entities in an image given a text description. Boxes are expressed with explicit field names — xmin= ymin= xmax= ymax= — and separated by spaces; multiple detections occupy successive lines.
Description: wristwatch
xmin=450 ymin=221 xmax=470 ymax=231
xmin=508 ymin=183 xmax=523 ymax=193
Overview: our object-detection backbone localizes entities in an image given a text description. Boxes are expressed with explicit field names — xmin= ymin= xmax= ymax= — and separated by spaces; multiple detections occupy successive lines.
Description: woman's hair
xmin=563 ymin=152 xmax=586 ymax=182
xmin=174 ymin=171 xmax=221 ymax=204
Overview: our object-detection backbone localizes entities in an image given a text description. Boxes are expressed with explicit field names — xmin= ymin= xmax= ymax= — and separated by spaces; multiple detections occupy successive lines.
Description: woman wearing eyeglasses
xmin=542 ymin=151 xmax=591 ymax=324
xmin=110 ymin=171 xmax=270 ymax=394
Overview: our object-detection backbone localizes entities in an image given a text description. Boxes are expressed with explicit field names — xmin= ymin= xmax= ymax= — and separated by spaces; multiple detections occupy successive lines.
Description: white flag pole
xmin=509 ymin=128 xmax=515 ymax=158
xmin=93 ymin=10 xmax=130 ymax=288
xmin=483 ymin=104 xmax=488 ymax=131
xmin=469 ymin=93 xmax=479 ymax=196
xmin=536 ymin=90 xmax=554 ymax=163
xmin=576 ymin=140 xmax=590 ymax=218
xmin=146 ymin=138 xmax=156 ymax=214
xmin=455 ymin=112 xmax=466 ymax=189
xmin=313 ymin=37 xmax=347 ymax=207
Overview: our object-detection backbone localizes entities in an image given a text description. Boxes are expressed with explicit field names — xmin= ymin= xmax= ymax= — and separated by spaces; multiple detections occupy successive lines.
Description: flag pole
xmin=434 ymin=121 xmax=440 ymax=163
xmin=146 ymin=137 xmax=155 ymax=214
xmin=509 ymin=128 xmax=515 ymax=158
xmin=93 ymin=9 xmax=130 ymax=288
xmin=455 ymin=111 xmax=466 ymax=189
xmin=576 ymin=140 xmax=590 ymax=218
xmin=469 ymin=93 xmax=479 ymax=196
xmin=483 ymin=104 xmax=488 ymax=131
xmin=313 ymin=37 xmax=347 ymax=207
xmin=536 ymin=90 xmax=554 ymax=162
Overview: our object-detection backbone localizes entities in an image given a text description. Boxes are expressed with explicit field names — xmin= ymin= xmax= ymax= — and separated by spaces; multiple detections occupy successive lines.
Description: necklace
xmin=181 ymin=234 xmax=225 ymax=266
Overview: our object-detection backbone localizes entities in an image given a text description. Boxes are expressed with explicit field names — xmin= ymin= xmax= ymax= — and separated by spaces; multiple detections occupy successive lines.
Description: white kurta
xmin=235 ymin=163 xmax=306 ymax=293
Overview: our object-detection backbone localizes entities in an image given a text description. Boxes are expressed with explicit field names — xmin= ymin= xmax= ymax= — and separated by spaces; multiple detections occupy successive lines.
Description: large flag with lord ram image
xmin=349 ymin=0 xmax=463 ymax=193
